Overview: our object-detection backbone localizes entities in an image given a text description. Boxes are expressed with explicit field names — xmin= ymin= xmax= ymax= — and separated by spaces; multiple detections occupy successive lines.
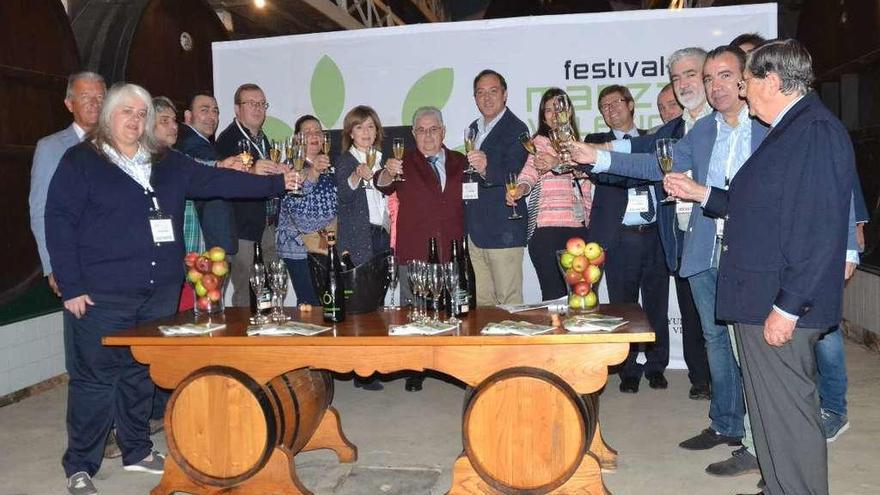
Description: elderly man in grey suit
xmin=29 ymin=71 xmax=106 ymax=296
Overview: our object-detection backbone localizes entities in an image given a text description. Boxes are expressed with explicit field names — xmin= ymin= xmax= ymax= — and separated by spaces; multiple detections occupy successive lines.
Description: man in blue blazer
xmin=664 ymin=39 xmax=857 ymax=495
xmin=29 ymin=71 xmax=105 ymax=296
xmin=464 ymin=70 xmax=529 ymax=305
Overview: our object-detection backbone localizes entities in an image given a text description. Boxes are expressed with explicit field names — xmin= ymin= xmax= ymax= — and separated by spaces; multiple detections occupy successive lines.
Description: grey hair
xmin=65 ymin=71 xmax=105 ymax=100
xmin=746 ymin=38 xmax=813 ymax=96
xmin=152 ymin=96 xmax=177 ymax=115
xmin=94 ymin=83 xmax=160 ymax=155
xmin=667 ymin=47 xmax=707 ymax=72
xmin=411 ymin=106 xmax=444 ymax=127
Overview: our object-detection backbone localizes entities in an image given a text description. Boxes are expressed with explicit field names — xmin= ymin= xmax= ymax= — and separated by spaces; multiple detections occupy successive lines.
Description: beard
xmin=677 ymin=90 xmax=706 ymax=111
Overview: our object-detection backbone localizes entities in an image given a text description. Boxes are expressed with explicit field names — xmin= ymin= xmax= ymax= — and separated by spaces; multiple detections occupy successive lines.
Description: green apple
xmin=195 ymin=280 xmax=208 ymax=297
xmin=584 ymin=291 xmax=598 ymax=309
xmin=560 ymin=252 xmax=575 ymax=269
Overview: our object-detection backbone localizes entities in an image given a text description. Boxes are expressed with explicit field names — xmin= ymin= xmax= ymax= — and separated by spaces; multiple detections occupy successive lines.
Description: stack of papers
xmin=389 ymin=321 xmax=458 ymax=336
xmin=247 ymin=322 xmax=332 ymax=336
xmin=563 ymin=314 xmax=628 ymax=333
xmin=481 ymin=320 xmax=556 ymax=336
xmin=158 ymin=323 xmax=226 ymax=336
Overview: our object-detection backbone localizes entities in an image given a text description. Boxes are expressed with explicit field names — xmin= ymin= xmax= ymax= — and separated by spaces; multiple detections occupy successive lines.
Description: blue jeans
xmin=284 ymin=258 xmax=319 ymax=306
xmin=689 ymin=268 xmax=745 ymax=438
xmin=817 ymin=326 xmax=847 ymax=416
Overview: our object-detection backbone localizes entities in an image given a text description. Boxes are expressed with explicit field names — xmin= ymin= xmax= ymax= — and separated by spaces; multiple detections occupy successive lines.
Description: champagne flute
xmin=288 ymin=144 xmax=305 ymax=196
xmin=238 ymin=139 xmax=253 ymax=171
xmin=269 ymin=140 xmax=282 ymax=163
xmin=506 ymin=173 xmax=523 ymax=220
xmin=362 ymin=146 xmax=377 ymax=189
xmin=269 ymin=260 xmax=289 ymax=322
xmin=321 ymin=131 xmax=334 ymax=175
xmin=519 ymin=132 xmax=537 ymax=155
xmin=384 ymin=254 xmax=399 ymax=310
xmin=249 ymin=270 xmax=269 ymax=325
xmin=444 ymin=262 xmax=460 ymax=324
xmin=656 ymin=138 xmax=677 ymax=203
xmin=463 ymin=127 xmax=478 ymax=175
xmin=391 ymin=138 xmax=406 ymax=182
xmin=554 ymin=95 xmax=572 ymax=126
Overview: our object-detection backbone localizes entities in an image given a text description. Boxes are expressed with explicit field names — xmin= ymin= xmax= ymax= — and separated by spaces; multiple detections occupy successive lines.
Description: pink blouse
xmin=517 ymin=135 xmax=592 ymax=228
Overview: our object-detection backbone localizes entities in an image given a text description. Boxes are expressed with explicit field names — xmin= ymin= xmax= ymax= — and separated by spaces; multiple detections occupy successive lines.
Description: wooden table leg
xmin=152 ymin=448 xmax=312 ymax=495
xmin=301 ymin=406 xmax=358 ymax=462
xmin=449 ymin=454 xmax=611 ymax=495
xmin=591 ymin=421 xmax=619 ymax=473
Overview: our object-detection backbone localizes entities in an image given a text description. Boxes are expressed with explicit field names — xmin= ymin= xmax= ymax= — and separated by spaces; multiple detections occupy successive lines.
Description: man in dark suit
xmin=665 ymin=39 xmax=857 ymax=495
xmin=177 ymin=92 xmax=245 ymax=256
xmin=463 ymin=70 xmax=529 ymax=305
xmin=216 ymin=83 xmax=285 ymax=306
xmin=583 ymin=85 xmax=669 ymax=394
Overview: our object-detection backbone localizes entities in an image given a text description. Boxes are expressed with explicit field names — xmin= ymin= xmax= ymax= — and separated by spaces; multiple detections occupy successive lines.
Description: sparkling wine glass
xmin=506 ymin=173 xmax=523 ymax=220
xmin=268 ymin=260 xmax=289 ymax=322
xmin=463 ymin=127 xmax=478 ymax=175
xmin=427 ymin=263 xmax=442 ymax=322
xmin=384 ymin=254 xmax=399 ymax=310
xmin=321 ymin=131 xmax=334 ymax=175
xmin=249 ymin=269 xmax=269 ymax=325
xmin=362 ymin=146 xmax=377 ymax=189
xmin=519 ymin=132 xmax=537 ymax=155
xmin=238 ymin=139 xmax=254 ymax=171
xmin=444 ymin=262 xmax=460 ymax=324
xmin=288 ymin=143 xmax=306 ymax=197
xmin=269 ymin=140 xmax=282 ymax=163
xmin=656 ymin=138 xmax=677 ymax=203
xmin=391 ymin=138 xmax=406 ymax=182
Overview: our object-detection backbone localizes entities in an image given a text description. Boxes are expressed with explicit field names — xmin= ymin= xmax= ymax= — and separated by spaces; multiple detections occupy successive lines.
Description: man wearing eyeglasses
xmin=463 ymin=69 xmax=529 ymax=306
xmin=216 ymin=83 xmax=285 ymax=307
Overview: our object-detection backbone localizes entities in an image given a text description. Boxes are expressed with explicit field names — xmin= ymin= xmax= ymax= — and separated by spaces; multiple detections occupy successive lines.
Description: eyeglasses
xmin=238 ymin=100 xmax=269 ymax=110
xmin=413 ymin=126 xmax=443 ymax=136
xmin=599 ymin=97 xmax=628 ymax=112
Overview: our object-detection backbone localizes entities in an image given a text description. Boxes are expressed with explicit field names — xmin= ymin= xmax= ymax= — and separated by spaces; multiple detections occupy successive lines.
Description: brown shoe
xmin=103 ymin=429 xmax=122 ymax=459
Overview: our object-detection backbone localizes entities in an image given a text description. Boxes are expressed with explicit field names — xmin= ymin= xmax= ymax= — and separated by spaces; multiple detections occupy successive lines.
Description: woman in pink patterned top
xmin=506 ymin=88 xmax=592 ymax=300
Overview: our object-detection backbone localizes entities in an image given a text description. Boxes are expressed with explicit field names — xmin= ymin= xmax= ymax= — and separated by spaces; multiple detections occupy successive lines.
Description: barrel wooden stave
xmin=167 ymin=366 xmax=332 ymax=487
xmin=463 ymin=367 xmax=596 ymax=494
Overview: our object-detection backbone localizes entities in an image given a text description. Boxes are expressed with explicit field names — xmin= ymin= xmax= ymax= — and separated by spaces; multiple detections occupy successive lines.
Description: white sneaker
xmin=123 ymin=450 xmax=165 ymax=474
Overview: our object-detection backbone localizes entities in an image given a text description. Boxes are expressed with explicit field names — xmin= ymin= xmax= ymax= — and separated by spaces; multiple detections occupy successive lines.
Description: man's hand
xmin=845 ymin=261 xmax=857 ymax=281
xmin=282 ymin=168 xmax=304 ymax=191
xmin=856 ymin=223 xmax=865 ymax=252
xmin=218 ymin=155 xmax=246 ymax=171
xmin=506 ymin=183 xmax=528 ymax=206
xmin=534 ymin=152 xmax=559 ymax=173
xmin=466 ymin=150 xmax=488 ymax=175
xmin=567 ymin=141 xmax=598 ymax=164
xmin=764 ymin=309 xmax=796 ymax=347
xmin=384 ymin=158 xmax=403 ymax=177
xmin=312 ymin=154 xmax=332 ymax=174
xmin=663 ymin=172 xmax=708 ymax=202
xmin=65 ymin=294 xmax=94 ymax=319
xmin=254 ymin=159 xmax=282 ymax=176
xmin=47 ymin=273 xmax=61 ymax=297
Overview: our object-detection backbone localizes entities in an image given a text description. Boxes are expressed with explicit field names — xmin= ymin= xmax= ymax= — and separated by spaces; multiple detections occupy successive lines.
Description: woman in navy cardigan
xmin=45 ymin=83 xmax=293 ymax=493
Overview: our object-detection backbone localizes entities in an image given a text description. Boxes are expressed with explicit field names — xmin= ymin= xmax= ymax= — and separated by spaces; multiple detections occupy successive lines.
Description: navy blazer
xmin=464 ymin=109 xmax=529 ymax=249
xmin=335 ymin=150 xmax=383 ymax=266
xmin=582 ymin=129 xmax=659 ymax=255
xmin=176 ymin=124 xmax=238 ymax=254
xmin=704 ymin=93 xmax=857 ymax=328
xmin=605 ymin=113 xmax=768 ymax=278
xmin=216 ymin=120 xmax=274 ymax=242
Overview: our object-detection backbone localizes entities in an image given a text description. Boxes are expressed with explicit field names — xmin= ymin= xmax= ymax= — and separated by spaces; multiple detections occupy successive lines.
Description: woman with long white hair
xmin=46 ymin=83 xmax=297 ymax=495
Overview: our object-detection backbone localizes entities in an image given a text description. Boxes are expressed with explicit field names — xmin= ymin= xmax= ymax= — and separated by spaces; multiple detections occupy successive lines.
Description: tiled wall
xmin=0 ymin=312 xmax=65 ymax=397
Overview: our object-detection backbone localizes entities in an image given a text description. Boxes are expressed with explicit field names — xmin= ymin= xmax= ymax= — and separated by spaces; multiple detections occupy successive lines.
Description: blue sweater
xmin=46 ymin=143 xmax=285 ymax=299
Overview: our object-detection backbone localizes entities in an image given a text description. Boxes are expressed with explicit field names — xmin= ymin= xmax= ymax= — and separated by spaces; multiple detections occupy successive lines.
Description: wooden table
xmin=106 ymin=305 xmax=653 ymax=495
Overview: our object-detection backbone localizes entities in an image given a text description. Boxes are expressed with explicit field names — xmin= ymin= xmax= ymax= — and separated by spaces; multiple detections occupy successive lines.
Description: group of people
xmin=28 ymin=29 xmax=863 ymax=495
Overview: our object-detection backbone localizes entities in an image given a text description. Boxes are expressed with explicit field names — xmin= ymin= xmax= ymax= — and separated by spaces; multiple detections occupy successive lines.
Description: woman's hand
xmin=534 ymin=152 xmax=559 ymax=173
xmin=506 ymin=183 xmax=528 ymax=206
xmin=65 ymin=294 xmax=94 ymax=319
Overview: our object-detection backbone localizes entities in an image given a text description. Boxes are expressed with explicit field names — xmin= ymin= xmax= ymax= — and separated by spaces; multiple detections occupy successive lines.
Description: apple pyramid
xmin=558 ymin=237 xmax=604 ymax=310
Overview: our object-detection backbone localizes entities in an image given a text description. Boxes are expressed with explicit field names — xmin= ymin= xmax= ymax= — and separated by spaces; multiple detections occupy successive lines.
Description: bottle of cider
xmin=322 ymin=233 xmax=345 ymax=323
xmin=251 ymin=242 xmax=272 ymax=316
xmin=461 ymin=236 xmax=477 ymax=309
xmin=449 ymin=239 xmax=469 ymax=316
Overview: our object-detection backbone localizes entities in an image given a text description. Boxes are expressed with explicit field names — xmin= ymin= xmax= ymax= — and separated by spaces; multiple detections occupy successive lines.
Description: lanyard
xmin=235 ymin=119 xmax=266 ymax=159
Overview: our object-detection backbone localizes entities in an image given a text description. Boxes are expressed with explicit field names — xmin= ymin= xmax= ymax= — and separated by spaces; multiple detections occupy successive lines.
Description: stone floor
xmin=0 ymin=340 xmax=877 ymax=495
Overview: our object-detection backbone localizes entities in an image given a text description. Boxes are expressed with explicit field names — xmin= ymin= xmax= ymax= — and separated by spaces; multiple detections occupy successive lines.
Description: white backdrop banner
xmin=213 ymin=5 xmax=776 ymax=369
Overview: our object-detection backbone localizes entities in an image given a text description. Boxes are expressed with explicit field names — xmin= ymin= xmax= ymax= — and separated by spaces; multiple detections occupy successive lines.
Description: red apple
xmin=197 ymin=296 xmax=211 ymax=311
xmin=201 ymin=273 xmax=219 ymax=291
xmin=566 ymin=237 xmax=586 ymax=256
xmin=564 ymin=269 xmax=583 ymax=286
xmin=591 ymin=250 xmax=605 ymax=267
xmin=574 ymin=281 xmax=591 ymax=296
xmin=571 ymin=255 xmax=589 ymax=273
xmin=568 ymin=294 xmax=585 ymax=310
xmin=584 ymin=242 xmax=603 ymax=261
xmin=187 ymin=268 xmax=203 ymax=284
xmin=195 ymin=256 xmax=212 ymax=274
xmin=559 ymin=252 xmax=575 ymax=269
xmin=584 ymin=291 xmax=598 ymax=309
xmin=586 ymin=265 xmax=602 ymax=284
xmin=207 ymin=288 xmax=222 ymax=302
xmin=211 ymin=260 xmax=229 ymax=277
xmin=207 ymin=246 xmax=226 ymax=262
xmin=184 ymin=252 xmax=199 ymax=268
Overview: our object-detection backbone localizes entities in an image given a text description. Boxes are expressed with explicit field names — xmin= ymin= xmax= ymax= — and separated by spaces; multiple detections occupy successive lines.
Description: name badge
xmin=626 ymin=193 xmax=650 ymax=214
xmin=462 ymin=182 xmax=479 ymax=200
xmin=676 ymin=201 xmax=694 ymax=215
xmin=150 ymin=216 xmax=175 ymax=244
xmin=715 ymin=218 xmax=725 ymax=238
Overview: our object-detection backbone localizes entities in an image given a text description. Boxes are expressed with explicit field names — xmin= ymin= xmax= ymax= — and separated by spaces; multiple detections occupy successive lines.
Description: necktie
xmin=636 ymin=184 xmax=655 ymax=223
xmin=427 ymin=155 xmax=441 ymax=184
xmin=623 ymin=134 xmax=632 ymax=140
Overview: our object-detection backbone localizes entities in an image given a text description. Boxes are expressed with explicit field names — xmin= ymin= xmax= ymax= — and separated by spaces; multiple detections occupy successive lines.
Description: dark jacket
xmin=334 ymin=150 xmax=382 ymax=266
xmin=176 ymin=124 xmax=237 ymax=253
xmin=464 ymin=109 xmax=529 ymax=249
xmin=706 ymin=93 xmax=857 ymax=328
xmin=46 ymin=143 xmax=285 ymax=299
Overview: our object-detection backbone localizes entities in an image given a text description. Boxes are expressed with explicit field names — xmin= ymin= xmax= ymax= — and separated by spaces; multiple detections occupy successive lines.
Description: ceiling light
xmin=255 ymin=0 xmax=266 ymax=8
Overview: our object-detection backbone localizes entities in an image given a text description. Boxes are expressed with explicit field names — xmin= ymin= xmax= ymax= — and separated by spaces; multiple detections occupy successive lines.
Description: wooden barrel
xmin=166 ymin=366 xmax=332 ymax=487
xmin=462 ymin=368 xmax=597 ymax=494
xmin=70 ymin=0 xmax=227 ymax=105
xmin=0 ymin=0 xmax=80 ymax=304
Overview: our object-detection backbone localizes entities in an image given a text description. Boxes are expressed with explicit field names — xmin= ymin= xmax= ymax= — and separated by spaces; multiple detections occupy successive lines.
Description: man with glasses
xmin=216 ymin=83 xmax=285 ymax=306
xmin=582 ymin=85 xmax=669 ymax=395
xmin=463 ymin=69 xmax=529 ymax=306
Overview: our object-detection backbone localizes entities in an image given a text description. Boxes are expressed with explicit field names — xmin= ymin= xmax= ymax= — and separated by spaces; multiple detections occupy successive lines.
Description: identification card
xmin=715 ymin=218 xmax=725 ymax=238
xmin=150 ymin=216 xmax=175 ymax=244
xmin=462 ymin=182 xmax=479 ymax=200
xmin=676 ymin=201 xmax=694 ymax=215
xmin=626 ymin=193 xmax=650 ymax=214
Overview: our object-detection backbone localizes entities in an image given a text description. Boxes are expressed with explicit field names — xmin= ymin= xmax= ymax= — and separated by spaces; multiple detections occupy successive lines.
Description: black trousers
xmin=674 ymin=269 xmax=710 ymax=387
xmin=604 ymin=225 xmax=669 ymax=380
xmin=528 ymin=225 xmax=590 ymax=301
xmin=62 ymin=286 xmax=179 ymax=477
